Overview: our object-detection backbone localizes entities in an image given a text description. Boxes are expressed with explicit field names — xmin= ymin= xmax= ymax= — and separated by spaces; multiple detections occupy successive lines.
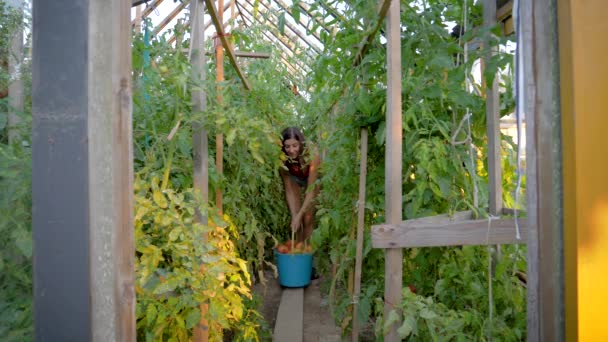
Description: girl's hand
xmin=291 ymin=215 xmax=302 ymax=232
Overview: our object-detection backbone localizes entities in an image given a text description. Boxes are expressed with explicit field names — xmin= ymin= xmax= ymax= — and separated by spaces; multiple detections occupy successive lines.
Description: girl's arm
xmin=294 ymin=147 xmax=321 ymax=221
xmin=281 ymin=170 xmax=301 ymax=218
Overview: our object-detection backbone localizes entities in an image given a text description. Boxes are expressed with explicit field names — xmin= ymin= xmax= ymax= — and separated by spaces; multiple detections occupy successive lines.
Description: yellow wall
xmin=559 ymin=0 xmax=608 ymax=340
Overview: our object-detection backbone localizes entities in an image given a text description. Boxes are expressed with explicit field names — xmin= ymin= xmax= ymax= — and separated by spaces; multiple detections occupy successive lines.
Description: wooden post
xmin=190 ymin=1 xmax=210 ymax=341
xmin=352 ymin=128 xmax=368 ymax=341
xmin=483 ymin=0 xmax=502 ymax=216
xmin=134 ymin=4 xmax=143 ymax=34
xmin=384 ymin=0 xmax=402 ymax=340
xmin=525 ymin=0 xmax=564 ymax=340
xmin=215 ymin=0 xmax=224 ymax=215
xmin=7 ymin=0 xmax=24 ymax=144
xmin=32 ymin=0 xmax=134 ymax=340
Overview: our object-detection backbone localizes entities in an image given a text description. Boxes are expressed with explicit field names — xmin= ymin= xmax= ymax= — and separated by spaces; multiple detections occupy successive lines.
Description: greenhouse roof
xmin=130 ymin=0 xmax=514 ymax=77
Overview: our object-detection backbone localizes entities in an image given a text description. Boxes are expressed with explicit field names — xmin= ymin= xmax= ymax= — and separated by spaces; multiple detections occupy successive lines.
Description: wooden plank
xmin=371 ymin=218 xmax=527 ymax=248
xmin=352 ymin=128 xmax=368 ymax=341
xmin=520 ymin=0 xmax=538 ymax=337
xmin=497 ymin=0 xmax=513 ymax=22
xmin=205 ymin=0 xmax=251 ymax=90
xmin=528 ymin=0 xmax=564 ymax=339
xmin=274 ymin=288 xmax=304 ymax=342
xmin=384 ymin=0 xmax=402 ymax=340
xmin=190 ymin=2 xmax=210 ymax=339
xmin=483 ymin=0 xmax=502 ymax=216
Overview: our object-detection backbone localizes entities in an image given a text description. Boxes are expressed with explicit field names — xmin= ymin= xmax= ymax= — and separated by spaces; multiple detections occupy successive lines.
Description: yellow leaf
xmin=153 ymin=190 xmax=168 ymax=209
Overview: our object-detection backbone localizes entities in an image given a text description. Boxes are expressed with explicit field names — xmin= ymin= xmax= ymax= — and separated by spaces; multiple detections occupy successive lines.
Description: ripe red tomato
xmin=285 ymin=240 xmax=296 ymax=249
xmin=277 ymin=245 xmax=288 ymax=254
xmin=408 ymin=283 xmax=417 ymax=294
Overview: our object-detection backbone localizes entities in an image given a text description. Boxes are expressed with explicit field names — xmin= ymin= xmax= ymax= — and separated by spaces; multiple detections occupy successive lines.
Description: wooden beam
xmin=371 ymin=217 xmax=527 ymax=248
xmin=152 ymin=0 xmax=188 ymax=36
xmin=483 ymin=0 xmax=502 ymax=216
xmin=497 ymin=0 xmax=513 ymax=22
xmin=273 ymin=289 xmax=304 ymax=341
xmin=32 ymin=0 xmax=135 ymax=339
xmin=190 ymin=2 xmax=210 ymax=339
xmin=205 ymin=0 xmax=251 ymax=90
xmin=384 ymin=0 xmax=402 ymax=340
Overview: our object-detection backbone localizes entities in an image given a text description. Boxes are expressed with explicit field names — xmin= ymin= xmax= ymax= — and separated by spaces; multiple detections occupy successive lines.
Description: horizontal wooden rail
xmin=371 ymin=210 xmax=528 ymax=248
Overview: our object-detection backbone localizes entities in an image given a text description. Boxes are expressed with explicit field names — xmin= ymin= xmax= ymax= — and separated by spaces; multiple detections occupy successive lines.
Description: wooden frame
xmin=372 ymin=210 xmax=527 ymax=248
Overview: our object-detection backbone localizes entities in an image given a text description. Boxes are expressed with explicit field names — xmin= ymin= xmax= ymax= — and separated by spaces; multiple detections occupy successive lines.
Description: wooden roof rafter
xmin=241 ymin=0 xmax=321 ymax=56
xmin=166 ymin=1 xmax=232 ymax=45
xmin=239 ymin=0 xmax=317 ymax=63
xmin=296 ymin=1 xmax=334 ymax=36
xmin=131 ymin=0 xmax=165 ymax=26
xmin=246 ymin=0 xmax=322 ymax=55
xmin=237 ymin=8 xmax=311 ymax=75
xmin=204 ymin=0 xmax=252 ymax=90
xmin=151 ymin=0 xmax=189 ymax=36
xmin=273 ymin=0 xmax=323 ymax=43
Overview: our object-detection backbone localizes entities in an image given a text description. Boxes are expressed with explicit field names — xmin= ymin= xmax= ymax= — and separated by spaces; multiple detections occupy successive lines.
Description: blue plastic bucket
xmin=275 ymin=250 xmax=313 ymax=287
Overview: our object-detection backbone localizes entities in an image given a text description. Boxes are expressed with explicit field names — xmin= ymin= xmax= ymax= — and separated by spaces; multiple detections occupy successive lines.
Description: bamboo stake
xmin=352 ymin=128 xmax=368 ymax=341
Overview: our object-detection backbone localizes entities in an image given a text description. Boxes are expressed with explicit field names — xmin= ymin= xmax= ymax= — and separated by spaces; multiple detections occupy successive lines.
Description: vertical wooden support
xmin=558 ymin=0 xmax=608 ymax=340
xmin=134 ymin=4 xmax=143 ymax=34
xmin=190 ymin=1 xmax=210 ymax=341
xmin=483 ymin=0 xmax=502 ymax=216
xmin=352 ymin=128 xmax=368 ymax=341
xmin=525 ymin=0 xmax=564 ymax=340
xmin=384 ymin=0 xmax=402 ymax=340
xmin=32 ymin=0 xmax=134 ymax=340
xmin=215 ymin=0 xmax=224 ymax=215
xmin=7 ymin=0 xmax=24 ymax=144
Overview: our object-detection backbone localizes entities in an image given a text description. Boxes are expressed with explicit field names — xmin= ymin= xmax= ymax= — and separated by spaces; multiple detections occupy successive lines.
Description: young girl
xmin=280 ymin=127 xmax=320 ymax=242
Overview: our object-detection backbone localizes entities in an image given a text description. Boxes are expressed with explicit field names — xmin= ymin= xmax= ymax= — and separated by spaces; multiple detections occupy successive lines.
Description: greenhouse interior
xmin=1 ymin=0 xmax=607 ymax=341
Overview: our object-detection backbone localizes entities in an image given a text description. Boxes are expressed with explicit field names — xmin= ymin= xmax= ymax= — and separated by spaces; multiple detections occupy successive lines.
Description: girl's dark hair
xmin=281 ymin=127 xmax=306 ymax=156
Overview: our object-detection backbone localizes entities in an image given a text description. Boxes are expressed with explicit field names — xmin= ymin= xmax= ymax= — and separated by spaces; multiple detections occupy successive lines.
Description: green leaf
xmin=146 ymin=304 xmax=158 ymax=326
xmin=397 ymin=315 xmax=416 ymax=338
xmin=277 ymin=12 xmax=286 ymax=35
